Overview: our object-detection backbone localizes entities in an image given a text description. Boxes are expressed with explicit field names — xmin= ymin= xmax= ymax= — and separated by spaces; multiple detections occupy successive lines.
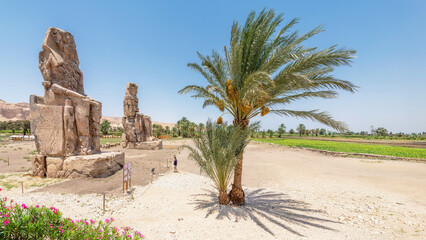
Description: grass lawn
xmin=254 ymin=138 xmax=426 ymax=159
xmin=100 ymin=137 xmax=122 ymax=145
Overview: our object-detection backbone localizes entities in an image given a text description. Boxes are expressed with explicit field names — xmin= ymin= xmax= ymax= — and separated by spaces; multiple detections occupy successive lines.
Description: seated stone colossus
xmin=30 ymin=27 xmax=124 ymax=178
xmin=122 ymin=83 xmax=162 ymax=150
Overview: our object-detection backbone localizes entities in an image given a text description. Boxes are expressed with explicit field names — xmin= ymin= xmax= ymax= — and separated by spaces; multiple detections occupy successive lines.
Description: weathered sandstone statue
xmin=122 ymin=83 xmax=162 ymax=150
xmin=30 ymin=27 xmax=124 ymax=178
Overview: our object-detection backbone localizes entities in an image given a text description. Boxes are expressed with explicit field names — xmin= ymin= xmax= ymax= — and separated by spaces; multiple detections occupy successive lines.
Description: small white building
xmin=10 ymin=135 xmax=35 ymax=141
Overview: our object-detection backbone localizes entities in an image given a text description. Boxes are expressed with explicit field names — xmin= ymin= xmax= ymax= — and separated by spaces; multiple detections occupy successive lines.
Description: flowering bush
xmin=0 ymin=189 xmax=144 ymax=239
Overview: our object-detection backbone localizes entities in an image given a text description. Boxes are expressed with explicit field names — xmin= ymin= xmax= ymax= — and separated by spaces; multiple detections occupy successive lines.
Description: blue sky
xmin=0 ymin=0 xmax=425 ymax=133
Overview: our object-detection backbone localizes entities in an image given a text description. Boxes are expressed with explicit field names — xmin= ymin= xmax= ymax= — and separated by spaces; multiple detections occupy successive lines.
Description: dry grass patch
xmin=0 ymin=173 xmax=66 ymax=190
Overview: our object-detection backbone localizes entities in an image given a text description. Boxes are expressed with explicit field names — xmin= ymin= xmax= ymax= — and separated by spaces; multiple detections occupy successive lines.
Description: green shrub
xmin=0 ymin=189 xmax=144 ymax=239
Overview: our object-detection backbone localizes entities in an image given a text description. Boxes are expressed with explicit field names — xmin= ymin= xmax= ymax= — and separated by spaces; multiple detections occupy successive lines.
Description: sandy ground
xmin=0 ymin=140 xmax=35 ymax=173
xmin=1 ymin=139 xmax=425 ymax=239
xmin=0 ymin=138 xmax=176 ymax=194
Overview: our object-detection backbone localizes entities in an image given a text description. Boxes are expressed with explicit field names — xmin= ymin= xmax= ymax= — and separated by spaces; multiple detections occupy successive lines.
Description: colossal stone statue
xmin=122 ymin=83 xmax=162 ymax=150
xmin=30 ymin=27 xmax=124 ymax=178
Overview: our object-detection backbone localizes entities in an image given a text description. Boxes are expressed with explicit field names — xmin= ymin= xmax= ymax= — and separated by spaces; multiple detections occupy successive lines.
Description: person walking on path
xmin=173 ymin=155 xmax=178 ymax=172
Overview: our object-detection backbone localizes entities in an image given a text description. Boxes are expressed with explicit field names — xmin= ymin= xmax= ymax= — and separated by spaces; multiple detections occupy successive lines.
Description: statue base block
xmin=32 ymin=152 xmax=125 ymax=178
xmin=123 ymin=140 xmax=163 ymax=150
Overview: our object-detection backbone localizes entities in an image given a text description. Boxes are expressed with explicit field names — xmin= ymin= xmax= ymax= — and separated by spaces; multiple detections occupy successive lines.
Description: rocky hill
xmin=101 ymin=116 xmax=176 ymax=129
xmin=0 ymin=99 xmax=175 ymax=128
xmin=0 ymin=99 xmax=30 ymax=121
xmin=0 ymin=99 xmax=174 ymax=128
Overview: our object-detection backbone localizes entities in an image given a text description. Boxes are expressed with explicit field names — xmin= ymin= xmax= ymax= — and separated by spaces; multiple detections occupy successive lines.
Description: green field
xmin=254 ymin=138 xmax=426 ymax=160
xmin=100 ymin=138 xmax=122 ymax=145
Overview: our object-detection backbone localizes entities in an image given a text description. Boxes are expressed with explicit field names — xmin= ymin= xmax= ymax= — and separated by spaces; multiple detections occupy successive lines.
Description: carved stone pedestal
xmin=122 ymin=139 xmax=163 ymax=150
xmin=32 ymin=152 xmax=125 ymax=178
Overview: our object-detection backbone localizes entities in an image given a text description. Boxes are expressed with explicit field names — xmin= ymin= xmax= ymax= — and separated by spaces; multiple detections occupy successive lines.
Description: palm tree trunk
xmin=230 ymin=119 xmax=249 ymax=206
xmin=230 ymin=152 xmax=245 ymax=205
xmin=218 ymin=190 xmax=230 ymax=205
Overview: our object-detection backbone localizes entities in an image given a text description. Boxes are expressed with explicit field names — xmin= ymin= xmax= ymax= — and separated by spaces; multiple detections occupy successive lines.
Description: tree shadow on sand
xmin=191 ymin=188 xmax=339 ymax=237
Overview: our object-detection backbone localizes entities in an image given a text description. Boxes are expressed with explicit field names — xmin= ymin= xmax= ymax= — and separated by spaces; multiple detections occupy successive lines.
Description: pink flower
xmin=35 ymin=205 xmax=39 ymax=208
xmin=90 ymin=219 xmax=95 ymax=224
xmin=105 ymin=219 xmax=110 ymax=223
xmin=21 ymin=204 xmax=28 ymax=209
xmin=60 ymin=229 xmax=64 ymax=233
xmin=110 ymin=217 xmax=115 ymax=221
xmin=98 ymin=229 xmax=102 ymax=233
xmin=3 ymin=219 xmax=9 ymax=225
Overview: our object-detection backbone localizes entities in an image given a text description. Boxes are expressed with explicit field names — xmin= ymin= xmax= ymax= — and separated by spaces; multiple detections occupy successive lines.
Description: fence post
xmin=103 ymin=193 xmax=106 ymax=212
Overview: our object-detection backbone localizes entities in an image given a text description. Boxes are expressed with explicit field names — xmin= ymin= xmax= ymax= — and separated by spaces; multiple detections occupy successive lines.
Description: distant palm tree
xmin=277 ymin=124 xmax=286 ymax=138
xmin=315 ymin=128 xmax=320 ymax=136
xmin=177 ymin=117 xmax=190 ymax=138
xmin=183 ymin=121 xmax=250 ymax=205
xmin=267 ymin=129 xmax=274 ymax=138
xmin=297 ymin=124 xmax=306 ymax=137
xmin=179 ymin=9 xmax=357 ymax=205
xmin=197 ymin=122 xmax=205 ymax=136
xmin=172 ymin=127 xmax=178 ymax=137
xmin=152 ymin=124 xmax=164 ymax=137
xmin=249 ymin=121 xmax=261 ymax=138
xmin=188 ymin=122 xmax=197 ymax=137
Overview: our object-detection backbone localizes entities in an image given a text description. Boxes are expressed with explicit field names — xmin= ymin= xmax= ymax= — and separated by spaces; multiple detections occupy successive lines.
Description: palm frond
xmin=268 ymin=90 xmax=338 ymax=105
xmin=272 ymin=109 xmax=348 ymax=131
xmin=182 ymin=121 xmax=250 ymax=193
xmin=181 ymin=8 xmax=357 ymax=131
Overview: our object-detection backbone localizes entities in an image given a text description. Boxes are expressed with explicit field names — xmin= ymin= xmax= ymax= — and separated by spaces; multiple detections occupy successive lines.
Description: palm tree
xmin=197 ymin=122 xmax=205 ymax=136
xmin=296 ymin=124 xmax=306 ymax=137
xmin=100 ymin=120 xmax=111 ymax=135
xmin=152 ymin=124 xmax=164 ymax=137
xmin=177 ymin=117 xmax=190 ymax=138
xmin=179 ymin=9 xmax=357 ymax=205
xmin=188 ymin=122 xmax=197 ymax=137
xmin=249 ymin=121 xmax=261 ymax=138
xmin=267 ymin=129 xmax=274 ymax=138
xmin=277 ymin=124 xmax=286 ymax=138
xmin=183 ymin=121 xmax=250 ymax=205
xmin=315 ymin=128 xmax=320 ymax=136
xmin=172 ymin=127 xmax=178 ymax=137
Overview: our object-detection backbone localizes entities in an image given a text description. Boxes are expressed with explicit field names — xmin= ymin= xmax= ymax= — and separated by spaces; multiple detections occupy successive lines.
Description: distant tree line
xmin=100 ymin=120 xmax=123 ymax=136
xmin=0 ymin=120 xmax=31 ymax=135
xmin=153 ymin=117 xmax=205 ymax=138
xmin=249 ymin=123 xmax=425 ymax=140
xmin=99 ymin=118 xmax=425 ymax=140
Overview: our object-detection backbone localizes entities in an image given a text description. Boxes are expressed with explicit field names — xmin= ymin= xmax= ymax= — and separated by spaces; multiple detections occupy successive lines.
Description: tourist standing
xmin=173 ymin=155 xmax=178 ymax=172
